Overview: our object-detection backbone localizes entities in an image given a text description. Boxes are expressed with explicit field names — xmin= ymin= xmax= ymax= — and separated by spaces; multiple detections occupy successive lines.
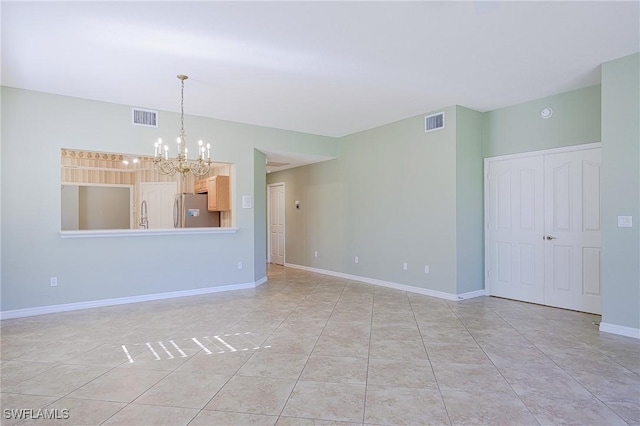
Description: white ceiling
xmin=2 ymin=1 xmax=639 ymax=142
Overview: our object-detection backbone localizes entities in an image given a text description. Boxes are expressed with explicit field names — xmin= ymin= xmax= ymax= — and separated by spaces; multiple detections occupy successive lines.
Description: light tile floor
xmin=1 ymin=265 xmax=639 ymax=425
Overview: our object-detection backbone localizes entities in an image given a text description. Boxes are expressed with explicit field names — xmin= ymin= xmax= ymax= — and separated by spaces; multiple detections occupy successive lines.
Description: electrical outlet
xmin=425 ymin=265 xmax=430 ymax=274
xmin=354 ymin=256 xmax=359 ymax=264
xmin=403 ymin=262 xmax=408 ymax=270
xmin=237 ymin=261 xmax=243 ymax=270
xmin=314 ymin=251 xmax=318 ymax=258
xmin=50 ymin=277 xmax=58 ymax=287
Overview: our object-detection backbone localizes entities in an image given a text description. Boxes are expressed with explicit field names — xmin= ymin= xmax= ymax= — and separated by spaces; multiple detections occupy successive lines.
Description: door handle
xmin=545 ymin=235 xmax=557 ymax=240
xmin=173 ymin=198 xmax=179 ymax=228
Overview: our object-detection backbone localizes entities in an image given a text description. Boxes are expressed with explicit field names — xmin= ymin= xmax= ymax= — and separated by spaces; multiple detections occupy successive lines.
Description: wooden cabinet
xmin=207 ymin=175 xmax=230 ymax=211
xmin=194 ymin=179 xmax=208 ymax=194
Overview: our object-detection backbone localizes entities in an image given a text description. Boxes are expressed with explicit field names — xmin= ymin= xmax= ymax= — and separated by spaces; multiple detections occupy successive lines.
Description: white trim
xmin=458 ymin=289 xmax=486 ymax=300
xmin=60 ymin=227 xmax=239 ymax=238
xmin=484 ymin=142 xmax=601 ymax=162
xmin=0 ymin=279 xmax=263 ymax=320
xmin=284 ymin=263 xmax=484 ymax=301
xmin=599 ymin=322 xmax=640 ymax=339
xmin=255 ymin=276 xmax=268 ymax=287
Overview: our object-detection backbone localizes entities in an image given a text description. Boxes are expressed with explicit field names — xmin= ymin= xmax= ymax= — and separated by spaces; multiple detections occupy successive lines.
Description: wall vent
xmin=132 ymin=108 xmax=158 ymax=128
xmin=425 ymin=112 xmax=445 ymax=133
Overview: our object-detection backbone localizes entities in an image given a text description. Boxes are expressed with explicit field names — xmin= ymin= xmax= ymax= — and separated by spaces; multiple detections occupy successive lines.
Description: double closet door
xmin=485 ymin=146 xmax=601 ymax=314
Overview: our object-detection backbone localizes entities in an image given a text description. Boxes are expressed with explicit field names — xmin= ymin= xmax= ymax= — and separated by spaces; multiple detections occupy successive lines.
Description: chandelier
xmin=153 ymin=74 xmax=211 ymax=177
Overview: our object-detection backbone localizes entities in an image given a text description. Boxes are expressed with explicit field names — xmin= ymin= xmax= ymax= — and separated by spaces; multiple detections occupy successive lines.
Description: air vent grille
xmin=425 ymin=112 xmax=445 ymax=133
xmin=132 ymin=108 xmax=158 ymax=128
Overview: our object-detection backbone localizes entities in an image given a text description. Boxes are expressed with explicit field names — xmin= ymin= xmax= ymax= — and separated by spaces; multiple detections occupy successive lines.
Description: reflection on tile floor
xmin=1 ymin=265 xmax=639 ymax=425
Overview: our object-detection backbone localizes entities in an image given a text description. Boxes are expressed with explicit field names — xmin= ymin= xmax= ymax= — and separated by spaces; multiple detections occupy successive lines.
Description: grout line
xmin=407 ymin=293 xmax=453 ymax=425
xmin=273 ymin=274 xmax=341 ymax=422
xmin=361 ymin=285 xmax=378 ymax=425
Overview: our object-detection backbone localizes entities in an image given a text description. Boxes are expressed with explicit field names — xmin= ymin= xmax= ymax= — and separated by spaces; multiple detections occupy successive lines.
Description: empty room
xmin=1 ymin=1 xmax=639 ymax=425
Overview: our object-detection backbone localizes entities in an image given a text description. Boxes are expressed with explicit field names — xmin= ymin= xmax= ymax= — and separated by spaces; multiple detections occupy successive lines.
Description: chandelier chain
xmin=180 ymin=77 xmax=185 ymax=135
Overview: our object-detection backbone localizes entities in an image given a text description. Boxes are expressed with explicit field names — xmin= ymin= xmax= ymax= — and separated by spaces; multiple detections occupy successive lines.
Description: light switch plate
xmin=242 ymin=196 xmax=252 ymax=209
xmin=618 ymin=216 xmax=633 ymax=228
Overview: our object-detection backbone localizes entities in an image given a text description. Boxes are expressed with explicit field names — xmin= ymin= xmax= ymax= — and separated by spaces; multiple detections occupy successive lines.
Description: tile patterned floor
xmin=1 ymin=265 xmax=639 ymax=425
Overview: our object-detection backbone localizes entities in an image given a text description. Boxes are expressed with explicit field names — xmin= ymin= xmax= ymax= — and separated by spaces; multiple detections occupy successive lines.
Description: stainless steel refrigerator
xmin=173 ymin=193 xmax=220 ymax=228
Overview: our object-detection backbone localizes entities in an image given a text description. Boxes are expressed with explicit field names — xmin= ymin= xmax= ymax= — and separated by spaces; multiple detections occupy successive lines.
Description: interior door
xmin=544 ymin=149 xmax=602 ymax=313
xmin=486 ymin=156 xmax=545 ymax=304
xmin=268 ymin=184 xmax=285 ymax=265
xmin=140 ymin=182 xmax=177 ymax=229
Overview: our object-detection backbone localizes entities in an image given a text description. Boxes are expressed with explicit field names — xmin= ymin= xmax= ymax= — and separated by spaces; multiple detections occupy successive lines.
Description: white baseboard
xmin=0 ymin=278 xmax=267 ymax=320
xmin=284 ymin=263 xmax=484 ymax=302
xmin=599 ymin=322 xmax=640 ymax=339
xmin=458 ymin=289 xmax=486 ymax=300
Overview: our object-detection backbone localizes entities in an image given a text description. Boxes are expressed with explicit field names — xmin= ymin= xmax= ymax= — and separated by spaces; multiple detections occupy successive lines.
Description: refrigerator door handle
xmin=173 ymin=196 xmax=179 ymax=228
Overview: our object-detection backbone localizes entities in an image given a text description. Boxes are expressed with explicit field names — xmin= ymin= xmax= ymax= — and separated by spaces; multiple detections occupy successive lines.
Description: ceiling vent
xmin=425 ymin=112 xmax=445 ymax=133
xmin=132 ymin=108 xmax=158 ymax=128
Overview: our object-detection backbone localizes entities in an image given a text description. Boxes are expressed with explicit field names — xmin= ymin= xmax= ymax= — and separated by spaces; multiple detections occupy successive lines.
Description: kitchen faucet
xmin=139 ymin=200 xmax=149 ymax=229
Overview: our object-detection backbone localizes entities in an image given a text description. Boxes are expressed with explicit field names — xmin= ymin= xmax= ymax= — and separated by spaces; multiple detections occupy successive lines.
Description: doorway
xmin=485 ymin=144 xmax=602 ymax=314
xmin=268 ymin=183 xmax=286 ymax=265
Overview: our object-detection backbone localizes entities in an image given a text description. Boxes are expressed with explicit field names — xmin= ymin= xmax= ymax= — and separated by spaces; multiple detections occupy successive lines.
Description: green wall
xmin=343 ymin=108 xmax=460 ymax=293
xmin=455 ymin=106 xmax=484 ymax=294
xmin=269 ymin=105 xmax=486 ymax=296
xmin=254 ymin=149 xmax=267 ymax=281
xmin=0 ymin=87 xmax=339 ymax=312
xmin=601 ymin=53 xmax=640 ymax=331
xmin=483 ymin=85 xmax=601 ymax=157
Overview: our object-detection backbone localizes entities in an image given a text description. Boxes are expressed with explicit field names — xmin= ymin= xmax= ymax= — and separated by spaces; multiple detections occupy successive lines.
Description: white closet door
xmin=544 ymin=148 xmax=602 ymax=314
xmin=486 ymin=146 xmax=602 ymax=314
xmin=486 ymin=156 xmax=545 ymax=304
